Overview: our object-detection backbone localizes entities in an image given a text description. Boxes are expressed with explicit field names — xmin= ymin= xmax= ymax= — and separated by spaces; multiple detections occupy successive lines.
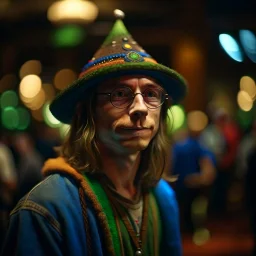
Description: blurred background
xmin=1 ymin=0 xmax=256 ymax=255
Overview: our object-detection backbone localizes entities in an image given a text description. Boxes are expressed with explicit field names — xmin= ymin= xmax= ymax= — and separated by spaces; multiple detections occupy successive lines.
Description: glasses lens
xmin=143 ymin=87 xmax=165 ymax=108
xmin=111 ymin=87 xmax=132 ymax=108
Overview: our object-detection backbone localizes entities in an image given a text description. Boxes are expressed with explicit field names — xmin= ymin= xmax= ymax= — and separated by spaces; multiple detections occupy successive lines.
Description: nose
xmin=129 ymin=93 xmax=148 ymax=118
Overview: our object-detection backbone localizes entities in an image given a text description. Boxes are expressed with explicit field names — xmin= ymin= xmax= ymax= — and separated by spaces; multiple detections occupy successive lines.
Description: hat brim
xmin=50 ymin=61 xmax=188 ymax=124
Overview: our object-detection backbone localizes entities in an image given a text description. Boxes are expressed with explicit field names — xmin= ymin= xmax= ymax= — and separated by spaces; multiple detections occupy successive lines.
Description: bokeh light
xmin=22 ymin=88 xmax=46 ymax=110
xmin=43 ymin=84 xmax=56 ymax=102
xmin=187 ymin=111 xmax=208 ymax=132
xmin=16 ymin=107 xmax=31 ymax=130
xmin=51 ymin=25 xmax=86 ymax=48
xmin=239 ymin=30 xmax=256 ymax=63
xmin=19 ymin=75 xmax=42 ymax=99
xmin=237 ymin=90 xmax=253 ymax=111
xmin=166 ymin=105 xmax=186 ymax=134
xmin=1 ymin=106 xmax=19 ymax=130
xmin=47 ymin=0 xmax=99 ymax=24
xmin=0 ymin=90 xmax=19 ymax=109
xmin=43 ymin=102 xmax=62 ymax=128
xmin=240 ymin=76 xmax=256 ymax=99
xmin=237 ymin=108 xmax=254 ymax=130
xmin=54 ymin=69 xmax=77 ymax=90
xmin=19 ymin=60 xmax=42 ymax=79
xmin=219 ymin=34 xmax=243 ymax=62
xmin=193 ymin=228 xmax=211 ymax=246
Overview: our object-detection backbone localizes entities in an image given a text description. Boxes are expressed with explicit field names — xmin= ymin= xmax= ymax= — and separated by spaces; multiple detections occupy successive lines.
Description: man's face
xmin=94 ymin=76 xmax=162 ymax=155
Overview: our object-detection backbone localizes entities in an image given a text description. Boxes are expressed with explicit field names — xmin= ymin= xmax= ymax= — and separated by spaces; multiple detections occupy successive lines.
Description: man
xmin=170 ymin=128 xmax=216 ymax=234
xmin=1 ymin=9 xmax=187 ymax=256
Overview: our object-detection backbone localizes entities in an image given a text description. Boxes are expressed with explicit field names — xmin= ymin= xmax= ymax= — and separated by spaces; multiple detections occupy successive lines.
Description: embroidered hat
xmin=50 ymin=9 xmax=187 ymax=124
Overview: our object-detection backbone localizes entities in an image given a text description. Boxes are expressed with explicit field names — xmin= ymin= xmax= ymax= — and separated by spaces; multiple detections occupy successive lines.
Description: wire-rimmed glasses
xmin=96 ymin=86 xmax=168 ymax=109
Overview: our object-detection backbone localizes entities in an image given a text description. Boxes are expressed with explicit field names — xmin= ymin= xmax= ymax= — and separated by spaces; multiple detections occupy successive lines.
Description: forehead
xmin=96 ymin=75 xmax=161 ymax=91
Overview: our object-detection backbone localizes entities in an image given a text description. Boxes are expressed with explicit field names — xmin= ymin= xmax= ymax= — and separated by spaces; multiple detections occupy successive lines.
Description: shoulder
xmin=154 ymin=179 xmax=175 ymax=197
xmin=26 ymin=173 xmax=79 ymax=201
xmin=153 ymin=179 xmax=178 ymax=214
xmin=11 ymin=173 xmax=81 ymax=220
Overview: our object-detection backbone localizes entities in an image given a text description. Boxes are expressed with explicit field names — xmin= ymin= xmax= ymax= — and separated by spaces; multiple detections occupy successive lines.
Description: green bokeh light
xmin=0 ymin=90 xmax=19 ymax=109
xmin=17 ymin=107 xmax=31 ymax=130
xmin=51 ymin=25 xmax=86 ymax=48
xmin=166 ymin=105 xmax=186 ymax=135
xmin=1 ymin=106 xmax=19 ymax=130
xmin=43 ymin=102 xmax=62 ymax=128
xmin=237 ymin=108 xmax=254 ymax=130
xmin=193 ymin=228 xmax=211 ymax=246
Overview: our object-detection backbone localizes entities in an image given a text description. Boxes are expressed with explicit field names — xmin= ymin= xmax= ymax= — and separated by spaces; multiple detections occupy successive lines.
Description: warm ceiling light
xmin=47 ymin=0 xmax=99 ymax=24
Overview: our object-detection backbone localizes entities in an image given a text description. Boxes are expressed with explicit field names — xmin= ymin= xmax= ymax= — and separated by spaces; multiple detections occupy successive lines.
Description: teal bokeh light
xmin=219 ymin=33 xmax=243 ymax=62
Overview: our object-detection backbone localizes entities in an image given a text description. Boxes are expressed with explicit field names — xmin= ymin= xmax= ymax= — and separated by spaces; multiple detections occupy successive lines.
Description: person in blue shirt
xmin=1 ymin=10 xmax=187 ymax=256
xmin=170 ymin=128 xmax=216 ymax=233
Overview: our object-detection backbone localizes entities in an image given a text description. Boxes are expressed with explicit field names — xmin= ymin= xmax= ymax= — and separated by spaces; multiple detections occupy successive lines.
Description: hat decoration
xmin=79 ymin=10 xmax=157 ymax=78
xmin=50 ymin=9 xmax=187 ymax=124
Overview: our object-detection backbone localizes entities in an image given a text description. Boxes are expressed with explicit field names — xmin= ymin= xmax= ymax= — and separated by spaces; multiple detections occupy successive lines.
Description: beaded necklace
xmin=109 ymin=192 xmax=149 ymax=256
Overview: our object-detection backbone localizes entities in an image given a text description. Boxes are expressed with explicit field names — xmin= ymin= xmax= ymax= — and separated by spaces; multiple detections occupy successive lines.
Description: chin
xmin=121 ymin=139 xmax=150 ymax=152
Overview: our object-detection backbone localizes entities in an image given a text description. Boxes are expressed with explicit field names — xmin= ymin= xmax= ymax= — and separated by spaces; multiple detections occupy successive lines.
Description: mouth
xmin=120 ymin=126 xmax=150 ymax=130
xmin=116 ymin=127 xmax=152 ymax=138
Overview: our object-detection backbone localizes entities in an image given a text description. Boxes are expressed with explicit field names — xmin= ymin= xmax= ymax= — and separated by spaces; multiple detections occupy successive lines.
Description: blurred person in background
xmin=236 ymin=120 xmax=256 ymax=180
xmin=0 ymin=132 xmax=17 ymax=249
xmin=1 ymin=10 xmax=187 ymax=256
xmin=207 ymin=108 xmax=241 ymax=216
xmin=169 ymin=127 xmax=216 ymax=234
xmin=12 ymin=133 xmax=43 ymax=202
xmin=245 ymin=144 xmax=256 ymax=256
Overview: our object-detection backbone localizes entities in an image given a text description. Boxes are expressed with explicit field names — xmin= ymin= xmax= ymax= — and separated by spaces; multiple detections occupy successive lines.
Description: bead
xmin=123 ymin=43 xmax=132 ymax=50
xmin=114 ymin=9 xmax=125 ymax=19
xmin=135 ymin=249 xmax=142 ymax=256
xmin=122 ymin=37 xmax=128 ymax=42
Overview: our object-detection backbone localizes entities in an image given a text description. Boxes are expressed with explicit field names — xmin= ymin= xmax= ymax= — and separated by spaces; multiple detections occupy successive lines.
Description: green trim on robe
xmin=83 ymin=174 xmax=122 ymax=256
xmin=84 ymin=174 xmax=162 ymax=256
xmin=116 ymin=192 xmax=162 ymax=255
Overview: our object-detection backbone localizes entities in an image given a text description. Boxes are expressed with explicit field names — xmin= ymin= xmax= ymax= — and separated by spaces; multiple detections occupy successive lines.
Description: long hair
xmin=61 ymin=89 xmax=172 ymax=189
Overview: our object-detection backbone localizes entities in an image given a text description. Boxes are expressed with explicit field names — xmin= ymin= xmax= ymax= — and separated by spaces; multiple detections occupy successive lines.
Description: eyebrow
xmin=115 ymin=82 xmax=161 ymax=89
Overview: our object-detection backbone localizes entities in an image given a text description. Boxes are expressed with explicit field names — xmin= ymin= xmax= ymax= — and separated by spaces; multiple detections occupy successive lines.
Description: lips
xmin=120 ymin=126 xmax=150 ymax=130
xmin=116 ymin=126 xmax=151 ymax=138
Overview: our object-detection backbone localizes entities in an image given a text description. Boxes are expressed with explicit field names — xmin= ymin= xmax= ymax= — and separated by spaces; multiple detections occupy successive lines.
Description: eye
xmin=111 ymin=87 xmax=131 ymax=100
xmin=143 ymin=88 xmax=160 ymax=99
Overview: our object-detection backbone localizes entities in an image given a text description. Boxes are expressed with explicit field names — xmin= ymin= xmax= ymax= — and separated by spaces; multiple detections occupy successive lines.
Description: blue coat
xmin=1 ymin=158 xmax=182 ymax=256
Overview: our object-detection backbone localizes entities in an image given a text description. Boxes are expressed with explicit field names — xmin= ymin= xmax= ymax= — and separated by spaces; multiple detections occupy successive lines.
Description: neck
xmin=99 ymin=147 xmax=141 ymax=199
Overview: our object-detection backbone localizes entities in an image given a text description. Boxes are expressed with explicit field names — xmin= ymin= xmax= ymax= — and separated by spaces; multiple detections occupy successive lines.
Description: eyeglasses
xmin=96 ymin=86 xmax=168 ymax=109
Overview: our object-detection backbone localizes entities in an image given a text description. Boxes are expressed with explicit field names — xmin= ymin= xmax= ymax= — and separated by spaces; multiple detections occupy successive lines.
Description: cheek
xmin=95 ymin=103 xmax=121 ymax=132
xmin=150 ymin=111 xmax=161 ymax=136
xmin=153 ymin=110 xmax=161 ymax=126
